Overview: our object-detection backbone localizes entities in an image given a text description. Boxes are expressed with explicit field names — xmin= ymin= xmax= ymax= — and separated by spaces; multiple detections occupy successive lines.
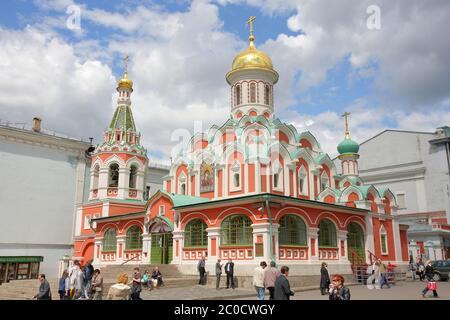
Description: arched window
xmin=318 ymin=219 xmax=337 ymax=247
xmin=125 ymin=225 xmax=143 ymax=250
xmin=129 ymin=165 xmax=137 ymax=189
xmin=264 ymin=85 xmax=270 ymax=105
xmin=184 ymin=219 xmax=208 ymax=247
xmin=221 ymin=215 xmax=252 ymax=245
xmin=298 ymin=166 xmax=307 ymax=195
xmin=108 ymin=163 xmax=119 ymax=187
xmin=178 ymin=173 xmax=186 ymax=195
xmin=380 ymin=225 xmax=388 ymax=255
xmin=235 ymin=85 xmax=241 ymax=106
xmin=320 ymin=171 xmax=329 ymax=192
xmin=181 ymin=183 xmax=186 ymax=195
xmin=272 ymin=161 xmax=283 ymax=191
xmin=102 ymin=228 xmax=117 ymax=252
xmin=279 ymin=215 xmax=307 ymax=246
xmin=250 ymin=83 xmax=256 ymax=103
xmin=230 ymin=161 xmax=241 ymax=192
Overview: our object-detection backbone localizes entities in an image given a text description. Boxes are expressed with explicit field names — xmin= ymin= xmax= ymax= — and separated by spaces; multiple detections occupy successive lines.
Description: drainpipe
xmin=264 ymin=195 xmax=276 ymax=262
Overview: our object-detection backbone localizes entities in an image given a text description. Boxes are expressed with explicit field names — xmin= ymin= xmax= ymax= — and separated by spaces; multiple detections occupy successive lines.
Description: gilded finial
xmin=342 ymin=111 xmax=351 ymax=139
xmin=246 ymin=16 xmax=256 ymax=46
xmin=117 ymin=54 xmax=133 ymax=91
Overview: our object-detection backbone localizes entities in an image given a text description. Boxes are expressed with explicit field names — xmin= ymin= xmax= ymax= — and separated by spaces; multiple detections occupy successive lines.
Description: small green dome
xmin=337 ymin=138 xmax=359 ymax=154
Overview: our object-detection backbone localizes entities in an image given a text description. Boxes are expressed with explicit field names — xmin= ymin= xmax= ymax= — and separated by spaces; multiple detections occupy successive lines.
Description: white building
xmin=354 ymin=128 xmax=450 ymax=261
xmin=0 ymin=118 xmax=169 ymax=281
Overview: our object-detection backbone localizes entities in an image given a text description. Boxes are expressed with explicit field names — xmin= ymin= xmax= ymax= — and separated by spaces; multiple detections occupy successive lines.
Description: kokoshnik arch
xmin=72 ymin=17 xmax=410 ymax=276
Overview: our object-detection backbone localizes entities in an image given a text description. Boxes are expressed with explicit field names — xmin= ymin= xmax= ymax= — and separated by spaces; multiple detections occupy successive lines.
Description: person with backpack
xmin=82 ymin=260 xmax=94 ymax=299
xmin=421 ymin=260 xmax=439 ymax=298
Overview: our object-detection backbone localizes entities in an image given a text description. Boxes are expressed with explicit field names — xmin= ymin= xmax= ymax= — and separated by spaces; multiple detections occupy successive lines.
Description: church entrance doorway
xmin=148 ymin=216 xmax=174 ymax=264
xmin=347 ymin=222 xmax=365 ymax=263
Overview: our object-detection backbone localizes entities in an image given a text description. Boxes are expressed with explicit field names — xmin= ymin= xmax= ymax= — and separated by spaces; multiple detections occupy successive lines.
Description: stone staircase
xmin=0 ymin=264 xmax=198 ymax=300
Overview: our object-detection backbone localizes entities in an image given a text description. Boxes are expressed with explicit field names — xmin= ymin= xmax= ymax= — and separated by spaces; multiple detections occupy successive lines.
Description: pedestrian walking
xmin=320 ymin=262 xmax=331 ymax=295
xmin=82 ymin=259 xmax=94 ymax=299
xmin=274 ymin=266 xmax=294 ymax=300
xmin=264 ymin=261 xmax=281 ymax=300
xmin=215 ymin=259 xmax=223 ymax=290
xmin=69 ymin=260 xmax=82 ymax=299
xmin=107 ymin=273 xmax=131 ymax=300
xmin=225 ymin=259 xmax=235 ymax=289
xmin=408 ymin=257 xmax=416 ymax=281
xmin=416 ymin=257 xmax=425 ymax=281
xmin=58 ymin=270 xmax=69 ymax=300
xmin=421 ymin=260 xmax=439 ymax=298
xmin=34 ymin=274 xmax=52 ymax=300
xmin=197 ymin=255 xmax=206 ymax=285
xmin=379 ymin=260 xmax=390 ymax=289
xmin=329 ymin=274 xmax=351 ymax=300
xmin=129 ymin=267 xmax=142 ymax=300
xmin=77 ymin=265 xmax=86 ymax=299
xmin=92 ymin=269 xmax=103 ymax=300
xmin=253 ymin=261 xmax=267 ymax=300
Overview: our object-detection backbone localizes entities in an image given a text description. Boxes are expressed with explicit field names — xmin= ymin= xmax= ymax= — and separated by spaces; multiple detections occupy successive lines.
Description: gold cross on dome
xmin=342 ymin=111 xmax=351 ymax=139
xmin=246 ymin=16 xmax=256 ymax=35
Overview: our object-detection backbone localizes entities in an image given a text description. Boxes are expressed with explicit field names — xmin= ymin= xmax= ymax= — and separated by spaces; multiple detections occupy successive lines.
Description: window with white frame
xmin=380 ymin=225 xmax=388 ymax=255
xmin=159 ymin=205 xmax=165 ymax=216
xmin=230 ymin=161 xmax=241 ymax=192
xmin=396 ymin=193 xmax=406 ymax=209
xmin=178 ymin=173 xmax=186 ymax=195
xmin=320 ymin=171 xmax=329 ymax=192
xmin=84 ymin=215 xmax=91 ymax=230
xmin=298 ymin=166 xmax=307 ymax=195
xmin=272 ymin=161 xmax=283 ymax=192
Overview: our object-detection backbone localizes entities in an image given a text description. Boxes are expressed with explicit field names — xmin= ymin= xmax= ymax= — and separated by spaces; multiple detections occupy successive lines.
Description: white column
xmin=196 ymin=171 xmax=201 ymax=196
xmin=172 ymin=230 xmax=184 ymax=264
xmin=135 ymin=170 xmax=145 ymax=200
xmin=255 ymin=160 xmax=261 ymax=193
xmin=392 ymin=218 xmax=403 ymax=262
xmin=142 ymin=232 xmax=151 ymax=262
xmin=206 ymin=227 xmax=221 ymax=260
xmin=252 ymin=223 xmax=271 ymax=262
xmin=116 ymin=235 xmax=126 ymax=264
xmin=284 ymin=164 xmax=289 ymax=196
xmin=308 ymin=227 xmax=319 ymax=262
xmin=292 ymin=167 xmax=298 ymax=197
xmin=272 ymin=223 xmax=280 ymax=261
xmin=93 ymin=238 xmax=102 ymax=266
xmin=98 ymin=167 xmax=109 ymax=198
xmin=118 ymin=167 xmax=129 ymax=199
xmin=365 ymin=213 xmax=375 ymax=264
xmin=338 ymin=230 xmax=348 ymax=262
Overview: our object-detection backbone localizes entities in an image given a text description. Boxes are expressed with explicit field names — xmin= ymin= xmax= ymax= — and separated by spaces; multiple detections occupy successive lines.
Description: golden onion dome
xmin=226 ymin=35 xmax=278 ymax=84
xmin=117 ymin=72 xmax=133 ymax=91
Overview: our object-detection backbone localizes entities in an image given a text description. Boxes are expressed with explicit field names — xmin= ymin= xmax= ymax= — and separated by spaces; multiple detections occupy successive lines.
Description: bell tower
xmin=88 ymin=55 xmax=148 ymax=201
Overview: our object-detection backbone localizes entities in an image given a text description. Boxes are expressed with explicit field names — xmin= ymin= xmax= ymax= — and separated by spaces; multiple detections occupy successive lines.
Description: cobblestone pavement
xmin=230 ymin=280 xmax=450 ymax=300
xmin=140 ymin=285 xmax=256 ymax=300
xmin=141 ymin=280 xmax=450 ymax=300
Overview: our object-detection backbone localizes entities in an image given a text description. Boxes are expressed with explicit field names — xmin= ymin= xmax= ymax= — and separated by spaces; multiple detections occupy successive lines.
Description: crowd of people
xmin=35 ymin=259 xmax=167 ymax=300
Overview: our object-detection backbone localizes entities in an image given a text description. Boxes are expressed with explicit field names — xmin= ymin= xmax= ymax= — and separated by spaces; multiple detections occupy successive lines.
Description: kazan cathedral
xmin=73 ymin=22 xmax=410 ymax=276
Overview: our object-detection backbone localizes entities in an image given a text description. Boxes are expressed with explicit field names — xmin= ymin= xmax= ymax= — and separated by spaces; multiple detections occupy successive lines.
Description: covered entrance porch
xmin=146 ymin=216 xmax=174 ymax=265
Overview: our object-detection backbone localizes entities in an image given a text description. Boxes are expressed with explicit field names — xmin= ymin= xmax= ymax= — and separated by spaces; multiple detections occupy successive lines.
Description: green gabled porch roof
xmin=92 ymin=211 xmax=145 ymax=223
xmin=108 ymin=105 xmax=137 ymax=131
xmin=172 ymin=192 xmax=368 ymax=214
xmin=160 ymin=190 xmax=210 ymax=207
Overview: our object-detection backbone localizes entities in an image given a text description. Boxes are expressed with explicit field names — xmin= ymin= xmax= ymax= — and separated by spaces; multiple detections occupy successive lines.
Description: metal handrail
xmin=120 ymin=253 xmax=141 ymax=265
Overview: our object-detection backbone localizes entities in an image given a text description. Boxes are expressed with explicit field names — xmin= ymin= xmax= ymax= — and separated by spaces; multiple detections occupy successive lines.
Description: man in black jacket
xmin=224 ymin=259 xmax=235 ymax=289
xmin=274 ymin=266 xmax=294 ymax=300
xmin=34 ymin=274 xmax=52 ymax=300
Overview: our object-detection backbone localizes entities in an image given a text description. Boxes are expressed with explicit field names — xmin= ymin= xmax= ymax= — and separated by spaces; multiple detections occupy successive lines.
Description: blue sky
xmin=0 ymin=0 xmax=449 ymax=161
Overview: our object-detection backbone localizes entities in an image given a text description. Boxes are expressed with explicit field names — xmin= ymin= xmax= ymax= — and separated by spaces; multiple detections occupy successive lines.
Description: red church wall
xmin=346 ymin=192 xmax=359 ymax=208
xmin=248 ymin=163 xmax=255 ymax=193
xmin=218 ymin=170 xmax=223 ymax=197
xmin=372 ymin=218 xmax=396 ymax=261
xmin=149 ymin=196 xmax=174 ymax=222
xmin=300 ymin=138 xmax=312 ymax=149
xmin=400 ymin=230 xmax=409 ymax=261
xmin=276 ymin=131 xmax=290 ymax=144
xmin=324 ymin=195 xmax=335 ymax=204
xmin=289 ymin=170 xmax=294 ymax=196
xmin=176 ymin=165 xmax=188 ymax=194
xmin=191 ymin=175 xmax=195 ymax=196
xmin=383 ymin=197 xmax=391 ymax=214
xmin=166 ymin=180 xmax=171 ymax=193
xmin=314 ymin=175 xmax=318 ymax=197
xmin=193 ymin=140 xmax=208 ymax=151
xmin=220 ymin=132 xmax=236 ymax=145
xmin=261 ymin=165 xmax=267 ymax=192
xmin=367 ymin=193 xmax=378 ymax=213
